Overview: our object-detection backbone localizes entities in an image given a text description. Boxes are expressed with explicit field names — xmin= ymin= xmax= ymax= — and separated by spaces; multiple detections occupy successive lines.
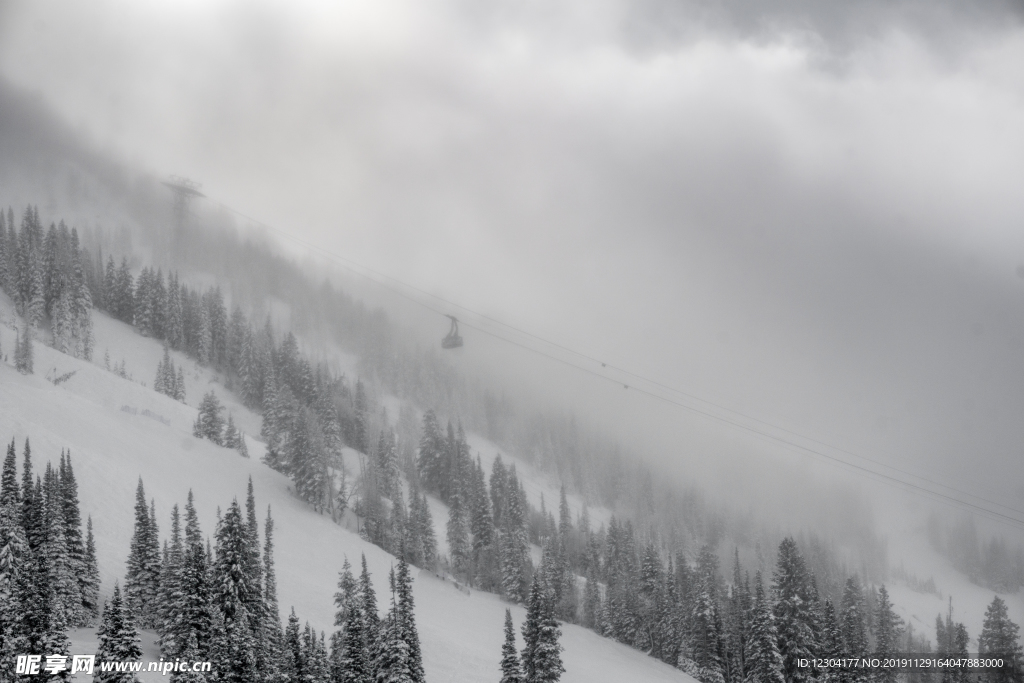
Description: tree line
xmin=0 ymin=205 xmax=95 ymax=364
xmin=0 ymin=439 xmax=101 ymax=681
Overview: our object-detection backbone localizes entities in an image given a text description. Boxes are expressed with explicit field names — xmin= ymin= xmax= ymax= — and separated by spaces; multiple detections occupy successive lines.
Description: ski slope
xmin=0 ymin=300 xmax=691 ymax=683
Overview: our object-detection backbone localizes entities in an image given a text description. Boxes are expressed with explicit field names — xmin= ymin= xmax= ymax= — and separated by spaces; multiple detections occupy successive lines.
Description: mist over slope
xmin=0 ymin=298 xmax=691 ymax=683
xmin=2 ymin=71 xmax=1023 ymax=676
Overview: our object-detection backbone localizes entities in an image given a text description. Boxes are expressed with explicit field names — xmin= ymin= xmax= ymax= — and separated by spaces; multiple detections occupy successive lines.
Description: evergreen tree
xmin=194 ymin=391 xmax=226 ymax=445
xmin=501 ymin=608 xmax=525 ymax=683
xmin=395 ymin=557 xmax=425 ymax=682
xmin=263 ymin=507 xmax=287 ymax=683
xmin=772 ymin=538 xmax=817 ymax=683
xmin=125 ymin=479 xmax=161 ymax=628
xmin=224 ymin=414 xmax=240 ymax=449
xmin=521 ymin=575 xmax=565 ymax=683
xmin=15 ymin=324 xmax=33 ymax=374
xmin=157 ymin=505 xmax=184 ymax=656
xmin=416 ymin=410 xmax=445 ymax=494
xmin=408 ymin=488 xmax=436 ymax=569
xmin=873 ymin=585 xmax=903 ymax=683
xmin=82 ymin=516 xmax=101 ymax=622
xmin=978 ymin=596 xmax=1023 ymax=683
xmin=745 ymin=573 xmax=784 ymax=683
xmin=446 ymin=490 xmax=471 ymax=579
xmin=179 ymin=491 xmax=215 ymax=658
xmin=840 ymin=576 xmax=869 ymax=683
xmin=213 ymin=500 xmax=258 ymax=682
xmin=95 ymin=583 xmax=144 ymax=683
xmin=501 ymin=470 xmax=530 ymax=603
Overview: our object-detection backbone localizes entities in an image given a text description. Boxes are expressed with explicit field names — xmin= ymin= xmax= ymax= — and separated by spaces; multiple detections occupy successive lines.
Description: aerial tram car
xmin=441 ymin=315 xmax=463 ymax=349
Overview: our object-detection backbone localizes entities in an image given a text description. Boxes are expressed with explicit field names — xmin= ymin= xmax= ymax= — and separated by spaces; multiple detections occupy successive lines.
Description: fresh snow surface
xmin=0 ymin=301 xmax=692 ymax=683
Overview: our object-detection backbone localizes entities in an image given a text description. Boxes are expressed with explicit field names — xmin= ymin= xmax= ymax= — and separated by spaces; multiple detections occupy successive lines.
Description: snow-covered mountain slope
xmin=0 ymin=300 xmax=692 ymax=683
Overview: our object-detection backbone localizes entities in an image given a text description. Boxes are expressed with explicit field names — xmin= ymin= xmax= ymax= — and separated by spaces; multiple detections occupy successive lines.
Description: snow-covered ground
xmin=0 ymin=299 xmax=690 ymax=683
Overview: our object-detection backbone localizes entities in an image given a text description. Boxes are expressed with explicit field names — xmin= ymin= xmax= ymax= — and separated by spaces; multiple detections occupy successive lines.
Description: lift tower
xmin=162 ymin=176 xmax=205 ymax=232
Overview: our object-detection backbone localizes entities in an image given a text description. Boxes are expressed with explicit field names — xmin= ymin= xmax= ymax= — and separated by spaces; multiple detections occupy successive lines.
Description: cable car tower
xmin=162 ymin=176 xmax=205 ymax=232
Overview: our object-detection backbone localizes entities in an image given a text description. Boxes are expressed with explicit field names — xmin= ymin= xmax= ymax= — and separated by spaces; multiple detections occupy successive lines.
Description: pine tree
xmin=334 ymin=567 xmax=371 ymax=683
xmin=395 ymin=557 xmax=425 ymax=682
xmin=407 ymin=489 xmax=436 ymax=569
xmin=82 ymin=516 xmax=101 ymax=622
xmin=194 ymin=391 xmax=226 ymax=445
xmin=840 ymin=576 xmax=868 ymax=683
xmin=263 ymin=507 xmax=287 ymax=683
xmin=521 ymin=575 xmax=564 ymax=683
xmin=125 ymin=479 xmax=161 ymax=628
xmin=978 ymin=596 xmax=1023 ymax=683
xmin=873 ymin=585 xmax=903 ymax=683
xmin=416 ymin=410 xmax=445 ymax=494
xmin=446 ymin=490 xmax=471 ymax=579
xmin=745 ymin=573 xmax=784 ymax=683
xmin=0 ymin=466 xmax=28 ymax=683
xmin=15 ymin=324 xmax=33 ymax=374
xmin=376 ymin=425 xmax=400 ymax=500
xmin=213 ymin=500 xmax=258 ymax=682
xmin=95 ymin=583 xmax=144 ymax=683
xmin=501 ymin=608 xmax=525 ymax=683
xmin=179 ymin=491 xmax=215 ymax=659
xmin=157 ymin=505 xmax=185 ymax=656
xmin=59 ymin=451 xmax=89 ymax=626
xmin=501 ymin=470 xmax=530 ymax=603
xmin=772 ymin=538 xmax=817 ymax=683
xmin=224 ymin=413 xmax=240 ymax=449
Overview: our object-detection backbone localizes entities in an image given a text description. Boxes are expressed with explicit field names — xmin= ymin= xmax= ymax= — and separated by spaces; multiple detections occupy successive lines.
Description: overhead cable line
xmin=216 ymin=202 xmax=1024 ymax=530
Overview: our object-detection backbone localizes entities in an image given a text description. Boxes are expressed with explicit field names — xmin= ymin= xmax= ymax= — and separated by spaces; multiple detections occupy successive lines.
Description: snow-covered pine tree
xmin=213 ymin=499 xmax=259 ymax=682
xmin=978 ymin=596 xmax=1022 ymax=683
xmin=416 ymin=410 xmax=445 ymax=495
xmin=125 ymin=479 xmax=161 ymax=629
xmin=194 ymin=391 xmax=225 ymax=445
xmin=114 ymin=257 xmax=134 ymax=324
xmin=95 ymin=583 xmax=143 ymax=683
xmin=470 ymin=458 xmax=498 ymax=590
xmin=376 ymin=424 xmax=400 ymax=500
xmin=501 ymin=469 xmax=530 ymax=603
xmin=412 ymin=488 xmax=437 ymax=568
xmin=446 ymin=489 xmax=471 ymax=579
xmin=167 ymin=272 xmax=184 ymax=350
xmin=157 ymin=505 xmax=184 ymax=657
xmin=395 ymin=557 xmax=425 ymax=683
xmin=331 ymin=556 xmax=371 ymax=683
xmin=501 ymin=608 xmax=524 ymax=683
xmin=0 ymin=452 xmax=28 ymax=683
xmin=83 ymin=516 xmax=101 ymax=622
xmin=263 ymin=507 xmax=287 ymax=683
xmin=224 ymin=413 xmax=240 ymax=449
xmin=15 ymin=324 xmax=33 ymax=374
xmin=818 ymin=599 xmax=842 ymax=683
xmin=490 ymin=456 xmax=508 ymax=530
xmin=59 ymin=450 xmax=89 ymax=626
xmin=839 ymin=575 xmax=868 ymax=680
xmin=873 ymin=585 xmax=903 ymax=683
xmin=175 ymin=366 xmax=186 ymax=402
xmin=744 ymin=572 xmax=784 ymax=683
xmin=360 ymin=554 xmax=381 ymax=634
xmin=772 ymin=537 xmax=817 ymax=683
xmin=284 ymin=608 xmax=303 ymax=681
xmin=292 ymin=407 xmax=332 ymax=511
xmin=521 ymin=574 xmax=565 ymax=683
xmin=154 ymin=354 xmax=166 ymax=395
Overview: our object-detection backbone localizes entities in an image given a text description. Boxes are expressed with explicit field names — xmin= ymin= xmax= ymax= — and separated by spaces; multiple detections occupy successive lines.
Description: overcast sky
xmin=2 ymin=0 xmax=1024 ymax=531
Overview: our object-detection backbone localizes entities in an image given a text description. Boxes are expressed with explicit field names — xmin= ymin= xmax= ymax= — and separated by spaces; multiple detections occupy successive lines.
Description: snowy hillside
xmin=0 ymin=297 xmax=691 ymax=683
